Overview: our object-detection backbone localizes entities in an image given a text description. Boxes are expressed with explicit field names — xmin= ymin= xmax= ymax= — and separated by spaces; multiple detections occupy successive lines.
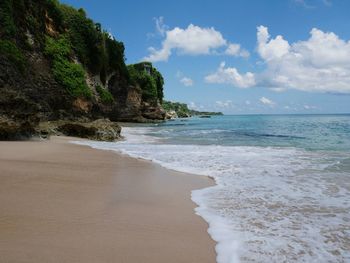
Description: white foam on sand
xmin=72 ymin=127 xmax=350 ymax=263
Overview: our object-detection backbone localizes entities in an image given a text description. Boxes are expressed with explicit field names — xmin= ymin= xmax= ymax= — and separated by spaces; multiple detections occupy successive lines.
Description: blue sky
xmin=62 ymin=0 xmax=350 ymax=114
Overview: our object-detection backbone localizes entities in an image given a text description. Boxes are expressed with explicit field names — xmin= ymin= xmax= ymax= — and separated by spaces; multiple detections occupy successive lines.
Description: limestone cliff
xmin=0 ymin=0 xmax=165 ymax=139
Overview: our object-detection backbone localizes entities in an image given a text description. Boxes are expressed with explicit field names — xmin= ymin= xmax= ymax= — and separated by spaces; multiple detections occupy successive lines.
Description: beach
xmin=0 ymin=136 xmax=216 ymax=263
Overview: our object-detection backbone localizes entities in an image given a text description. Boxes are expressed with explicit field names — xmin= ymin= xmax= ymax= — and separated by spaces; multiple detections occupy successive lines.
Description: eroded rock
xmin=39 ymin=119 xmax=121 ymax=141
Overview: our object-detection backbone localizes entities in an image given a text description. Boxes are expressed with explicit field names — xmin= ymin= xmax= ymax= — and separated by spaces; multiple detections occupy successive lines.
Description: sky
xmin=61 ymin=0 xmax=350 ymax=114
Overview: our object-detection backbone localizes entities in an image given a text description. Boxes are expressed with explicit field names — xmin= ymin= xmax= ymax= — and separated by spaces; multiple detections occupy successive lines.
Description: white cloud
xmin=206 ymin=26 xmax=350 ymax=94
xmin=225 ymin=43 xmax=250 ymax=57
xmin=144 ymin=19 xmax=248 ymax=62
xmin=205 ymin=62 xmax=256 ymax=88
xmin=188 ymin=101 xmax=198 ymax=110
xmin=293 ymin=0 xmax=315 ymax=8
xmin=323 ymin=0 xmax=332 ymax=6
xmin=257 ymin=25 xmax=350 ymax=93
xmin=147 ymin=17 xmax=169 ymax=39
xmin=294 ymin=0 xmax=332 ymax=8
xmin=257 ymin=26 xmax=290 ymax=61
xmin=154 ymin=16 xmax=168 ymax=36
xmin=269 ymin=87 xmax=286 ymax=92
xmin=245 ymin=100 xmax=251 ymax=105
xmin=259 ymin=97 xmax=275 ymax=106
xmin=144 ymin=24 xmax=227 ymax=62
xmin=303 ymin=104 xmax=317 ymax=110
xmin=215 ymin=100 xmax=234 ymax=108
xmin=180 ymin=77 xmax=194 ymax=87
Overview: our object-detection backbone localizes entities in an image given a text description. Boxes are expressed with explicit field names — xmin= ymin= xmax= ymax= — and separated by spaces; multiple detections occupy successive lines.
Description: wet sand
xmin=0 ymin=136 xmax=216 ymax=263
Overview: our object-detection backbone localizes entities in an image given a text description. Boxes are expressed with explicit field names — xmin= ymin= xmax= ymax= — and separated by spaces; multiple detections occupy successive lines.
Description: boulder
xmin=0 ymin=115 xmax=38 ymax=140
xmin=142 ymin=102 xmax=166 ymax=120
xmin=0 ymin=89 xmax=40 ymax=140
xmin=165 ymin=110 xmax=178 ymax=119
xmin=42 ymin=119 xmax=122 ymax=141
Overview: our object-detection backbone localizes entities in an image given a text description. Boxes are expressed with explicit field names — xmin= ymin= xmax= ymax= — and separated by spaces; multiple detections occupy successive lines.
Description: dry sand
xmin=0 ymin=136 xmax=216 ymax=263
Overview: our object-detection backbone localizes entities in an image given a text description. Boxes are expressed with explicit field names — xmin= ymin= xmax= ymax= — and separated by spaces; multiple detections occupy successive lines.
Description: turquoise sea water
xmin=76 ymin=114 xmax=350 ymax=263
xmin=150 ymin=114 xmax=350 ymax=151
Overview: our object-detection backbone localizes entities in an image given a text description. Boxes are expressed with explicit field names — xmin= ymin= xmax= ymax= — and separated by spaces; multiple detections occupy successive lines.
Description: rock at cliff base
xmin=0 ymin=116 xmax=36 ymax=140
xmin=53 ymin=119 xmax=121 ymax=141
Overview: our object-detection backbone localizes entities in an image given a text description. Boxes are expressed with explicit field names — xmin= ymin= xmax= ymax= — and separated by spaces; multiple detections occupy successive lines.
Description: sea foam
xmin=73 ymin=126 xmax=350 ymax=263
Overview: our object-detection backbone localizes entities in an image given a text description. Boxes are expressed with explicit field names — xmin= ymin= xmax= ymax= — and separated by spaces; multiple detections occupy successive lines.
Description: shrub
xmin=44 ymin=35 xmax=71 ymax=59
xmin=45 ymin=36 xmax=91 ymax=98
xmin=52 ymin=59 xmax=91 ymax=98
xmin=0 ymin=40 xmax=26 ymax=71
xmin=96 ymin=85 xmax=114 ymax=104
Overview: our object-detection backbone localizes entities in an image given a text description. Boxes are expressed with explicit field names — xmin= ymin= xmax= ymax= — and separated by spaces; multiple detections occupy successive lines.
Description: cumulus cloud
xmin=259 ymin=97 xmax=275 ymax=106
xmin=144 ymin=19 xmax=248 ymax=62
xmin=205 ymin=62 xmax=256 ymax=88
xmin=257 ymin=26 xmax=290 ymax=61
xmin=257 ymin=25 xmax=350 ymax=93
xmin=180 ymin=77 xmax=194 ymax=86
xmin=225 ymin=43 xmax=250 ymax=57
xmin=205 ymin=25 xmax=350 ymax=94
xmin=144 ymin=24 xmax=227 ymax=62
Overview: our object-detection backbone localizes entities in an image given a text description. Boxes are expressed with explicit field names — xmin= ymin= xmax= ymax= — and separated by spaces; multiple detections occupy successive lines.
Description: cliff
xmin=0 ymin=0 xmax=165 ymax=140
xmin=162 ymin=101 xmax=223 ymax=119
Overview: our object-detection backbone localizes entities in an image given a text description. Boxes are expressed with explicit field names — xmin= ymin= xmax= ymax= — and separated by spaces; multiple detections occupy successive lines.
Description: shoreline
xmin=0 ymin=136 xmax=217 ymax=262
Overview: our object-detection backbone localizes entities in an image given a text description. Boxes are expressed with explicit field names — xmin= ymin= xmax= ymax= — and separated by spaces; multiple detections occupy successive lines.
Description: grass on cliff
xmin=0 ymin=40 xmax=26 ymax=72
xmin=96 ymin=85 xmax=114 ymax=104
xmin=44 ymin=36 xmax=91 ymax=98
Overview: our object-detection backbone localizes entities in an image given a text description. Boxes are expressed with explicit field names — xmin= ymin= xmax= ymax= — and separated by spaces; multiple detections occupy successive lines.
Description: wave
xmin=229 ymin=130 xmax=306 ymax=139
xmin=72 ymin=127 xmax=350 ymax=263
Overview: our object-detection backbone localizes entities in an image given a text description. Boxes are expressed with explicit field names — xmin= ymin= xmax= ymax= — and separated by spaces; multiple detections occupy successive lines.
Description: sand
xmin=0 ymin=136 xmax=216 ymax=263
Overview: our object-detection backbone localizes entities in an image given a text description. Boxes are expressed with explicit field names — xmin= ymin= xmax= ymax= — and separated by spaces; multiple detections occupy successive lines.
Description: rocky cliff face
xmin=0 ymin=0 xmax=165 ymax=140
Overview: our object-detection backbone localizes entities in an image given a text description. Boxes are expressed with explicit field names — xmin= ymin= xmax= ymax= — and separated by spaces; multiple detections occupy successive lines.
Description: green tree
xmin=127 ymin=62 xmax=164 ymax=104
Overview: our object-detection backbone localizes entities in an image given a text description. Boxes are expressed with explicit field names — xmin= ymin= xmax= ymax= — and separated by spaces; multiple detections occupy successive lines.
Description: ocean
xmin=74 ymin=114 xmax=350 ymax=263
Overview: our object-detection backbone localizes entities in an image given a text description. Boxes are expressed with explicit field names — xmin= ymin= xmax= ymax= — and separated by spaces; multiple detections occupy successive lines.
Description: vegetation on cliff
xmin=0 ymin=39 xmax=26 ymax=71
xmin=162 ymin=100 xmax=223 ymax=118
xmin=0 ymin=0 xmax=164 ymax=102
xmin=96 ymin=85 xmax=114 ymax=104
xmin=162 ymin=101 xmax=192 ymax=118
xmin=0 ymin=0 xmax=166 ymax=139
xmin=128 ymin=62 xmax=164 ymax=104
xmin=44 ymin=35 xmax=92 ymax=98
